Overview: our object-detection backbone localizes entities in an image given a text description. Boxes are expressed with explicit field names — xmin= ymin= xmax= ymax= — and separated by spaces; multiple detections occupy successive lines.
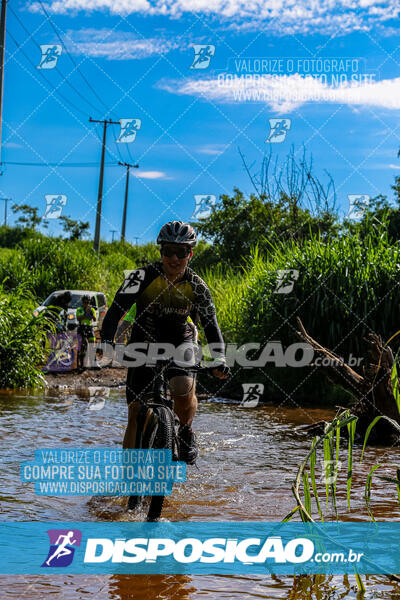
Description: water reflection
xmin=0 ymin=391 xmax=399 ymax=598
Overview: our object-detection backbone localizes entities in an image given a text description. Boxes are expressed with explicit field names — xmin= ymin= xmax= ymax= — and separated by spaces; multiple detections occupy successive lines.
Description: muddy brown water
xmin=0 ymin=389 xmax=399 ymax=599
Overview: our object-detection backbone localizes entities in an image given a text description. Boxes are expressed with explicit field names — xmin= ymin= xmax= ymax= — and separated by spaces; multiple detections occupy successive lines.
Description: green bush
xmin=0 ymin=230 xmax=160 ymax=302
xmin=0 ymin=284 xmax=50 ymax=388
xmin=218 ymin=229 xmax=400 ymax=402
xmin=241 ymin=230 xmax=400 ymax=357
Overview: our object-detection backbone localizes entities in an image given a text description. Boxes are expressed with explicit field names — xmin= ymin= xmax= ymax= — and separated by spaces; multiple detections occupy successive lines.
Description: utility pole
xmin=89 ymin=117 xmax=119 ymax=252
xmin=0 ymin=196 xmax=9 ymax=224
xmin=119 ymin=161 xmax=138 ymax=242
xmin=109 ymin=229 xmax=117 ymax=242
xmin=0 ymin=0 xmax=7 ymax=167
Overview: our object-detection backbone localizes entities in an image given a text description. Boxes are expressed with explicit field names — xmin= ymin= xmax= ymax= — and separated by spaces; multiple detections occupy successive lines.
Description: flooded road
xmin=0 ymin=389 xmax=399 ymax=599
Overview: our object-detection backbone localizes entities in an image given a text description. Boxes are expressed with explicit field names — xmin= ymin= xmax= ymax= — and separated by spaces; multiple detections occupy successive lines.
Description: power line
xmin=36 ymin=0 xmax=109 ymax=114
xmin=110 ymin=117 xmax=126 ymax=165
xmin=8 ymin=4 xmax=103 ymax=117
xmin=7 ymin=28 xmax=88 ymax=118
xmin=2 ymin=161 xmax=119 ymax=166
xmin=8 ymin=4 xmax=139 ymax=172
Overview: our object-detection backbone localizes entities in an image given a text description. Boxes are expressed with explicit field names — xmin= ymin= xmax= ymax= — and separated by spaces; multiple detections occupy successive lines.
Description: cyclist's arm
xmin=101 ymin=280 xmax=142 ymax=343
xmin=201 ymin=313 xmax=225 ymax=358
xmin=195 ymin=280 xmax=225 ymax=359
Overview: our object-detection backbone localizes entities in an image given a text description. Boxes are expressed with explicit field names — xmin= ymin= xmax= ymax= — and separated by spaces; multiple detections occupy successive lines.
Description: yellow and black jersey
xmin=101 ymin=262 xmax=224 ymax=350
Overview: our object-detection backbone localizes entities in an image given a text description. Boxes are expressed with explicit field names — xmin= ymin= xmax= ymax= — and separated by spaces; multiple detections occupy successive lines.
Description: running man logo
xmin=274 ymin=269 xmax=299 ymax=294
xmin=44 ymin=194 xmax=67 ymax=219
xmin=37 ymin=45 xmax=62 ymax=69
xmin=45 ymin=332 xmax=77 ymax=372
xmin=117 ymin=119 xmax=141 ymax=143
xmin=42 ymin=529 xmax=82 ymax=568
xmin=190 ymin=45 xmax=215 ymax=69
xmin=266 ymin=119 xmax=291 ymax=143
xmin=347 ymin=194 xmax=370 ymax=220
xmin=241 ymin=383 xmax=264 ymax=407
xmin=191 ymin=194 xmax=216 ymax=219
xmin=121 ymin=269 xmax=145 ymax=294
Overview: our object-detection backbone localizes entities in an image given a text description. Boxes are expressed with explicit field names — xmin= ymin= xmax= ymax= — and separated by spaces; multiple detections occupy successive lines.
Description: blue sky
xmin=1 ymin=0 xmax=400 ymax=243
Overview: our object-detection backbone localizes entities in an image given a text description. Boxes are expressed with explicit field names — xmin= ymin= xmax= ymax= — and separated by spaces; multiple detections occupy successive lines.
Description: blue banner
xmin=0 ymin=522 xmax=399 ymax=574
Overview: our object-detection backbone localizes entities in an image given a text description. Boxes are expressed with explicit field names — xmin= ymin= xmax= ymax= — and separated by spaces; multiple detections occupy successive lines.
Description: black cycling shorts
xmin=126 ymin=364 xmax=195 ymax=404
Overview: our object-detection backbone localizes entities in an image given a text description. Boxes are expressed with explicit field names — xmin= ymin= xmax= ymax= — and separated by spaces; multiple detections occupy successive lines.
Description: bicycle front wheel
xmin=146 ymin=405 xmax=175 ymax=522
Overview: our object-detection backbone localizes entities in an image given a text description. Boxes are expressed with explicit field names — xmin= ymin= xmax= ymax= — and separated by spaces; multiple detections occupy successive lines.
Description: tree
xmin=12 ymin=203 xmax=47 ymax=230
xmin=59 ymin=215 xmax=90 ymax=240
xmin=344 ymin=193 xmax=400 ymax=243
xmin=192 ymin=147 xmax=339 ymax=265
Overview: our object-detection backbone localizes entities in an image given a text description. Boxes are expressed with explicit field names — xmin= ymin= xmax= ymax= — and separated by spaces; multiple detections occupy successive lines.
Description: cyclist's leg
xmin=123 ymin=365 xmax=155 ymax=449
xmin=168 ymin=368 xmax=198 ymax=464
xmin=169 ymin=374 xmax=197 ymax=426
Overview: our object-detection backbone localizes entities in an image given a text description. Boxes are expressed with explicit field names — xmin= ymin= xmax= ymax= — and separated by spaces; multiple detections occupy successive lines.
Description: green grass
xmin=0 ymin=283 xmax=51 ymax=388
xmin=1 ymin=225 xmax=400 ymax=398
xmin=0 ymin=228 xmax=159 ymax=302
xmin=202 ymin=228 xmax=400 ymax=401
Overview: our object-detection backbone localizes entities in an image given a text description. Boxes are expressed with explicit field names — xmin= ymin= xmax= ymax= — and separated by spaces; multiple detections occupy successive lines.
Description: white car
xmin=34 ymin=290 xmax=108 ymax=332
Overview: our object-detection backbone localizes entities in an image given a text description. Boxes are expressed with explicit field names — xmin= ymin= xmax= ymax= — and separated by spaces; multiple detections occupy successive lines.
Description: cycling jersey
xmin=76 ymin=306 xmax=96 ymax=325
xmin=101 ymin=261 xmax=224 ymax=354
xmin=123 ymin=303 xmax=194 ymax=326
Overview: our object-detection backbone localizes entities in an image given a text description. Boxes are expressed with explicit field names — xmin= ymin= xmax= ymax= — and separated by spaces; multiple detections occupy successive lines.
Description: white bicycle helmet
xmin=157 ymin=221 xmax=197 ymax=247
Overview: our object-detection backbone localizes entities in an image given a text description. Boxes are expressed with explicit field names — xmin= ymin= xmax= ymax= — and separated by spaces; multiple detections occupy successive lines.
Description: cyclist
xmin=48 ymin=291 xmax=71 ymax=333
xmin=76 ymin=295 xmax=97 ymax=370
xmin=101 ymin=221 xmax=229 ymax=464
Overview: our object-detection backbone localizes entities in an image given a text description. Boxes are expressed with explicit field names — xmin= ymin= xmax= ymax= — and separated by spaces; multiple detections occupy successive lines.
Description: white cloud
xmin=136 ymin=170 xmax=170 ymax=179
xmin=29 ymin=0 xmax=400 ymax=35
xmin=158 ymin=73 xmax=400 ymax=113
xmin=64 ymin=28 xmax=178 ymax=60
xmin=389 ymin=163 xmax=400 ymax=169
xmin=3 ymin=142 xmax=23 ymax=148
xmin=196 ymin=144 xmax=228 ymax=155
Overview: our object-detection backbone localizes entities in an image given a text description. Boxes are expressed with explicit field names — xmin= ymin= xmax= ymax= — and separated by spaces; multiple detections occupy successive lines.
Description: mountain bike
xmin=127 ymin=359 xmax=214 ymax=522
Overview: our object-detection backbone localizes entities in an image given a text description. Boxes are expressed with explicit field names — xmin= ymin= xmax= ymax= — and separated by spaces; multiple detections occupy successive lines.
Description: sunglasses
xmin=161 ymin=245 xmax=191 ymax=259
